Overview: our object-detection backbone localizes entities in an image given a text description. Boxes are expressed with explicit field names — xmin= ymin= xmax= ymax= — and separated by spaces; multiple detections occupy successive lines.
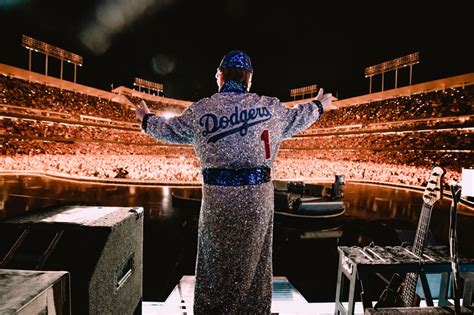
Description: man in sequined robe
xmin=136 ymin=51 xmax=334 ymax=314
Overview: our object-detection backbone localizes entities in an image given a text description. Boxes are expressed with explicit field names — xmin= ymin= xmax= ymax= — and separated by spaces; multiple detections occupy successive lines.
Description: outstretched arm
xmin=136 ymin=100 xmax=194 ymax=144
xmin=278 ymin=88 xmax=334 ymax=139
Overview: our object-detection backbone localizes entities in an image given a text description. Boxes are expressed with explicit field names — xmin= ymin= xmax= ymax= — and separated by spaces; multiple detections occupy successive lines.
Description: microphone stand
xmin=449 ymin=183 xmax=462 ymax=314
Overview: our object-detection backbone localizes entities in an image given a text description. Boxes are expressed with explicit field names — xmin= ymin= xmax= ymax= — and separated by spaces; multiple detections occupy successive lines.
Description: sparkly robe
xmin=142 ymin=81 xmax=323 ymax=314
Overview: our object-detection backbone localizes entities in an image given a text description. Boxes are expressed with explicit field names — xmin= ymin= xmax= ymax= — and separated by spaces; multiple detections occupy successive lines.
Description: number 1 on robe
xmin=261 ymin=129 xmax=270 ymax=159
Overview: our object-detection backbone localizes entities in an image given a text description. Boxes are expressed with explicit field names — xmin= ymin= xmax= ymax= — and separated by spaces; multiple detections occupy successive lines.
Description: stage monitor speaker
xmin=0 ymin=269 xmax=70 ymax=314
xmin=364 ymin=306 xmax=474 ymax=314
xmin=0 ymin=205 xmax=143 ymax=315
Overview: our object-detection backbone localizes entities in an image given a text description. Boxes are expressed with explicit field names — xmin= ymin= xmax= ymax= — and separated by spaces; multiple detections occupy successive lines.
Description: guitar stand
xmin=334 ymin=246 xmax=474 ymax=315
xmin=449 ymin=183 xmax=462 ymax=313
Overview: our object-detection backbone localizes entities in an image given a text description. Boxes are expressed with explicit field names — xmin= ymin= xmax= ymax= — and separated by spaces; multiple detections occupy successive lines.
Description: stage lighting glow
xmin=162 ymin=112 xmax=176 ymax=119
xmin=79 ymin=0 xmax=175 ymax=55
xmin=0 ymin=0 xmax=28 ymax=9
xmin=152 ymin=54 xmax=176 ymax=75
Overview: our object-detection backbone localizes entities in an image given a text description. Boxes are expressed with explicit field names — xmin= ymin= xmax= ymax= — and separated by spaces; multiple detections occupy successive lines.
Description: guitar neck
xmin=412 ymin=203 xmax=434 ymax=256
xmin=401 ymin=202 xmax=434 ymax=306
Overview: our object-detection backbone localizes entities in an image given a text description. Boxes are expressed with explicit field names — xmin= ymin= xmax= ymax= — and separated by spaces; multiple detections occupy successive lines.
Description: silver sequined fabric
xmin=144 ymin=91 xmax=322 ymax=314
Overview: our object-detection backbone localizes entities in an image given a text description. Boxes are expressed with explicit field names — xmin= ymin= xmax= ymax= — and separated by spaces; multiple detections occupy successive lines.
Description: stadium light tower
xmin=21 ymin=35 xmax=83 ymax=83
xmin=365 ymin=52 xmax=419 ymax=93
xmin=133 ymin=77 xmax=164 ymax=96
xmin=290 ymin=84 xmax=317 ymax=100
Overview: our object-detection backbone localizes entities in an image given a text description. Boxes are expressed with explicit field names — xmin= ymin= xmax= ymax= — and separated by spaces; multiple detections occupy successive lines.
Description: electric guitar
xmin=376 ymin=166 xmax=446 ymax=307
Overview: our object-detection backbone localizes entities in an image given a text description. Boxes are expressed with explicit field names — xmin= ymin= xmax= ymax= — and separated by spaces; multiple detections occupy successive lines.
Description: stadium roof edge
xmin=284 ymin=73 xmax=474 ymax=108
xmin=0 ymin=63 xmax=191 ymax=108
xmin=111 ymin=86 xmax=191 ymax=107
xmin=1 ymin=63 xmax=472 ymax=110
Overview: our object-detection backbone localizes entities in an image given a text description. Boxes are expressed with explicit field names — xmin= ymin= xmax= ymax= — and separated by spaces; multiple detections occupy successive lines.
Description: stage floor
xmin=142 ymin=275 xmax=361 ymax=314
xmin=2 ymin=175 xmax=473 ymax=310
xmin=142 ymin=276 xmax=466 ymax=314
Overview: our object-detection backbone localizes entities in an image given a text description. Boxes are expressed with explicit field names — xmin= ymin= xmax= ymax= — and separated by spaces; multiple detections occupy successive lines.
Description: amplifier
xmin=0 ymin=205 xmax=143 ymax=314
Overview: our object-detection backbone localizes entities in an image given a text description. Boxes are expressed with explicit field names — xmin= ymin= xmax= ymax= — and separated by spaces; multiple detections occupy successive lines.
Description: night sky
xmin=1 ymin=0 xmax=472 ymax=101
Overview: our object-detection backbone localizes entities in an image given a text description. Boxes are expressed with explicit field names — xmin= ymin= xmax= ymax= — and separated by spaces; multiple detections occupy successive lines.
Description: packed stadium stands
xmin=1 ymin=69 xmax=473 ymax=186
xmin=311 ymin=86 xmax=473 ymax=129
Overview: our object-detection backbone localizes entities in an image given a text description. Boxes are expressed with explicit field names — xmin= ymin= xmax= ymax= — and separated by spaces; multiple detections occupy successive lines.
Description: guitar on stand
xmin=376 ymin=166 xmax=446 ymax=308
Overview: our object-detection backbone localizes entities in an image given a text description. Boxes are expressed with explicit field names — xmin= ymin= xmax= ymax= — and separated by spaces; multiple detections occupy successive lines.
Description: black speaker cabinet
xmin=0 ymin=269 xmax=70 ymax=314
xmin=0 ymin=206 xmax=143 ymax=314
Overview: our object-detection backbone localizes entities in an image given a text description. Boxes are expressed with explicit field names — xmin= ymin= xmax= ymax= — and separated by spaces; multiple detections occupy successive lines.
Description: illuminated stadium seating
xmin=0 ymin=72 xmax=472 ymax=186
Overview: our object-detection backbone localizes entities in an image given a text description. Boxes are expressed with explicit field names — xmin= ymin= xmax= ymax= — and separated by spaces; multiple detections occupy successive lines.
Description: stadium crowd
xmin=311 ymin=86 xmax=473 ymax=129
xmin=1 ymin=117 xmax=155 ymax=145
xmin=3 ymin=117 xmax=471 ymax=152
xmin=0 ymin=75 xmax=184 ymax=123
xmin=0 ymin=151 xmax=462 ymax=186
xmin=283 ymin=130 xmax=472 ymax=151
xmin=0 ymin=136 xmax=467 ymax=186
xmin=1 ymin=75 xmax=472 ymax=187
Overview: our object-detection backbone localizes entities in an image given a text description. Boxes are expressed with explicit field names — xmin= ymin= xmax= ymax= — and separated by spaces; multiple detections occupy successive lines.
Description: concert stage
xmin=142 ymin=276 xmax=472 ymax=314
xmin=143 ymin=275 xmax=335 ymax=314
xmin=1 ymin=174 xmax=474 ymax=313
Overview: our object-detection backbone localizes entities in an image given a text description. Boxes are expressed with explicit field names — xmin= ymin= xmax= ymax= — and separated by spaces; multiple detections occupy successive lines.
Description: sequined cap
xmin=218 ymin=50 xmax=253 ymax=73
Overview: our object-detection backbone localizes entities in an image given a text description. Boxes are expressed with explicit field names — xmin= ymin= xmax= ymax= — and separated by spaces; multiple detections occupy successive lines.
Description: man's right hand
xmin=136 ymin=100 xmax=151 ymax=121
xmin=315 ymin=88 xmax=337 ymax=111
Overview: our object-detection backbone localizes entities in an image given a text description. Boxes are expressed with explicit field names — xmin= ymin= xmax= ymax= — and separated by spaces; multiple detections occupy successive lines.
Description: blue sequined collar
xmin=219 ymin=80 xmax=247 ymax=93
